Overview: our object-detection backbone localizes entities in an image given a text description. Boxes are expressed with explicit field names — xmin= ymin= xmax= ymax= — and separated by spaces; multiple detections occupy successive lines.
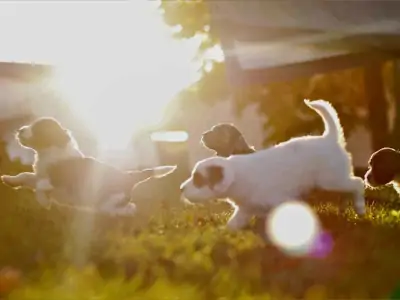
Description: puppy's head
xmin=201 ymin=123 xmax=255 ymax=157
xmin=16 ymin=117 xmax=71 ymax=152
xmin=180 ymin=157 xmax=234 ymax=203
xmin=365 ymin=147 xmax=400 ymax=187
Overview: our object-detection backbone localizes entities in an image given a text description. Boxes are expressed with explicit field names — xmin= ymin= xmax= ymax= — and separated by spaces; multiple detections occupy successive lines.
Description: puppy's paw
xmin=36 ymin=178 xmax=53 ymax=191
xmin=1 ymin=175 xmax=23 ymax=189
xmin=35 ymin=192 xmax=52 ymax=210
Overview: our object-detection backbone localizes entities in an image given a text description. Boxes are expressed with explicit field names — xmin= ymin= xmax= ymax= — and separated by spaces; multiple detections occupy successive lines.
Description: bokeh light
xmin=267 ymin=201 xmax=320 ymax=256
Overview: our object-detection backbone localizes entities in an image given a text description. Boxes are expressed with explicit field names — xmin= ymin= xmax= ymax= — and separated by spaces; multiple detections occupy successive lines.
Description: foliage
xmin=160 ymin=0 xmax=396 ymax=146
xmin=3 ymin=182 xmax=400 ymax=299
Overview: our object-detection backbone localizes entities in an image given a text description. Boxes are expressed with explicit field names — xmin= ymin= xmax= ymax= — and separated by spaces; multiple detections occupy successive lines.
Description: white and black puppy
xmin=365 ymin=147 xmax=400 ymax=193
xmin=1 ymin=117 xmax=83 ymax=208
xmin=0 ymin=117 xmax=176 ymax=215
xmin=181 ymin=99 xmax=366 ymax=231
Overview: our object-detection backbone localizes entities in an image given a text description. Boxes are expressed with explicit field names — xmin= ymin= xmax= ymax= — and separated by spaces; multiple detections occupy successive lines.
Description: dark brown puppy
xmin=201 ymin=123 xmax=255 ymax=157
xmin=365 ymin=147 xmax=400 ymax=188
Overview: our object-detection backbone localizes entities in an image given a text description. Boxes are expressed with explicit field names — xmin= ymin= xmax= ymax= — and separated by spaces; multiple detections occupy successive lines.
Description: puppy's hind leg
xmin=317 ymin=176 xmax=366 ymax=216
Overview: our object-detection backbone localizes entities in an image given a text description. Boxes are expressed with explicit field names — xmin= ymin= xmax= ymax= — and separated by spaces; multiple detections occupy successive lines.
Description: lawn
xmin=1 ymin=184 xmax=400 ymax=300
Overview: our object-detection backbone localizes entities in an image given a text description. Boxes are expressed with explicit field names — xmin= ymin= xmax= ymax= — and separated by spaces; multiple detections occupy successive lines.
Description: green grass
xmin=2 ymin=184 xmax=400 ymax=300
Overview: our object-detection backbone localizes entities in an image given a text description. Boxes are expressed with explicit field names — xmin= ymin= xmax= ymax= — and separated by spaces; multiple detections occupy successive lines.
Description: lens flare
xmin=267 ymin=201 xmax=320 ymax=256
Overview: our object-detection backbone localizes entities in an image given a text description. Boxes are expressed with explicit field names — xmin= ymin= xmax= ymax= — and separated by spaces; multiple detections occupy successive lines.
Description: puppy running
xmin=201 ymin=123 xmax=255 ymax=157
xmin=365 ymin=147 xmax=400 ymax=193
xmin=1 ymin=117 xmax=84 ymax=208
xmin=181 ymin=99 xmax=365 ymax=231
xmin=1 ymin=117 xmax=174 ymax=215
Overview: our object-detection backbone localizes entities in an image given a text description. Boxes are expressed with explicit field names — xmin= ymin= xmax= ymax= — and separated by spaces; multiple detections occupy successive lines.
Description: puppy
xmin=181 ymin=99 xmax=365 ymax=231
xmin=201 ymin=123 xmax=255 ymax=157
xmin=1 ymin=117 xmax=83 ymax=208
xmin=365 ymin=147 xmax=400 ymax=192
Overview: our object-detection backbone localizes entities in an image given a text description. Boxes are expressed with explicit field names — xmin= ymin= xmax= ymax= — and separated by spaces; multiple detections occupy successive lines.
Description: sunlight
xmin=151 ymin=131 xmax=189 ymax=143
xmin=267 ymin=201 xmax=320 ymax=256
xmin=0 ymin=1 xmax=202 ymax=151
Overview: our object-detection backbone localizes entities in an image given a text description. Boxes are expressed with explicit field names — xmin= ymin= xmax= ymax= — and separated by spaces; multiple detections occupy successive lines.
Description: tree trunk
xmin=390 ymin=60 xmax=400 ymax=149
xmin=364 ymin=62 xmax=389 ymax=151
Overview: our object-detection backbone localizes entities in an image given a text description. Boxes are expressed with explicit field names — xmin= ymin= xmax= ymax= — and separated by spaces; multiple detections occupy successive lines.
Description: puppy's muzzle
xmin=364 ymin=171 xmax=377 ymax=187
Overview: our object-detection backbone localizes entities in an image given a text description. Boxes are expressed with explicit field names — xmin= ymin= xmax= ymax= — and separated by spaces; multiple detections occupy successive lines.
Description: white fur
xmin=181 ymin=99 xmax=366 ymax=231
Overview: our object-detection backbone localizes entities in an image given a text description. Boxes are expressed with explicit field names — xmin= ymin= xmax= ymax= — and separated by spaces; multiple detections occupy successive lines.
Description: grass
xmin=1 ymin=183 xmax=400 ymax=299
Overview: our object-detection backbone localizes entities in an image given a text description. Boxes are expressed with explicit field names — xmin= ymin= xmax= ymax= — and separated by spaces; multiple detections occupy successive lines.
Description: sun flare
xmin=267 ymin=201 xmax=320 ymax=256
xmin=0 ymin=1 xmax=201 ymax=151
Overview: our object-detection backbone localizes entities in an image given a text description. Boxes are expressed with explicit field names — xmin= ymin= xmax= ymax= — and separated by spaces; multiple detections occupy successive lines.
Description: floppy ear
xmin=50 ymin=128 xmax=71 ymax=148
xmin=207 ymin=164 xmax=234 ymax=195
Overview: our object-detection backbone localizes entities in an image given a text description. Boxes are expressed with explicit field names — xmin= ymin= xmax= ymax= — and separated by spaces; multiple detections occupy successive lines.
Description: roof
xmin=209 ymin=1 xmax=400 ymax=85
xmin=0 ymin=61 xmax=53 ymax=81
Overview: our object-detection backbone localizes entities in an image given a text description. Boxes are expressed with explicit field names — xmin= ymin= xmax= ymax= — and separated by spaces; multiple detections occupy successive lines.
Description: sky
xmin=0 ymin=1 xmax=202 ymax=150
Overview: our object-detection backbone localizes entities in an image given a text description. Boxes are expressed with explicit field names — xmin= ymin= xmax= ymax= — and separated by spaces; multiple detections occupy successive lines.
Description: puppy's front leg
xmin=1 ymin=172 xmax=37 ymax=189
xmin=35 ymin=191 xmax=52 ymax=209
xmin=35 ymin=178 xmax=54 ymax=209
xmin=99 ymin=193 xmax=137 ymax=216
xmin=227 ymin=207 xmax=251 ymax=231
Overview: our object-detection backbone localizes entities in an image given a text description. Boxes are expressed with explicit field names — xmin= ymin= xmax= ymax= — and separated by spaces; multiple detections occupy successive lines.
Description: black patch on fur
xmin=206 ymin=165 xmax=224 ymax=189
xmin=193 ymin=171 xmax=206 ymax=188
xmin=367 ymin=147 xmax=400 ymax=185
xmin=19 ymin=118 xmax=71 ymax=150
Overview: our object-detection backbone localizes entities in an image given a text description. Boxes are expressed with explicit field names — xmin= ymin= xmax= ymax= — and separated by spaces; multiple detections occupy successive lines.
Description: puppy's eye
xmin=193 ymin=172 xmax=205 ymax=188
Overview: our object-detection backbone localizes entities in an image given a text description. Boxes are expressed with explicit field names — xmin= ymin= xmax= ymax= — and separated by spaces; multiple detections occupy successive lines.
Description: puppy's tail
xmin=304 ymin=99 xmax=345 ymax=146
xmin=129 ymin=165 xmax=177 ymax=183
xmin=151 ymin=165 xmax=177 ymax=178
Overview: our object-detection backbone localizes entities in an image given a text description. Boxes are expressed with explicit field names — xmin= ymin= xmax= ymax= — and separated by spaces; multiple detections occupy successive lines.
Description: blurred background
xmin=1 ymin=2 xmax=400 ymax=298
xmin=1 ymin=0 xmax=400 ymax=177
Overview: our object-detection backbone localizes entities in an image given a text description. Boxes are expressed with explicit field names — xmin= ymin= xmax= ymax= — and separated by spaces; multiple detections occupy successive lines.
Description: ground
xmin=1 ymin=184 xmax=400 ymax=300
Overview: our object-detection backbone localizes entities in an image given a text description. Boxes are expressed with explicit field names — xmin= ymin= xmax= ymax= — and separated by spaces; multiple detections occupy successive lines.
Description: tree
xmin=160 ymin=0 xmax=391 ymax=146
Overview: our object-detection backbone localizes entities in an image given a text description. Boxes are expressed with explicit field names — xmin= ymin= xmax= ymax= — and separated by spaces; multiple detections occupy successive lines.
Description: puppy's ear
xmin=207 ymin=164 xmax=234 ymax=195
xmin=51 ymin=128 xmax=71 ymax=148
